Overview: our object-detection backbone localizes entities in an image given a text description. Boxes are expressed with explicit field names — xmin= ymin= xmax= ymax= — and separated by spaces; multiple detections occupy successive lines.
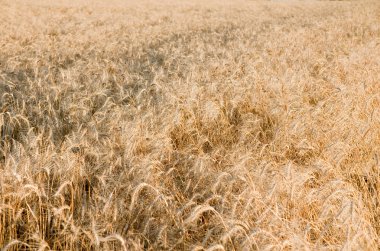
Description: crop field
xmin=1 ymin=0 xmax=380 ymax=250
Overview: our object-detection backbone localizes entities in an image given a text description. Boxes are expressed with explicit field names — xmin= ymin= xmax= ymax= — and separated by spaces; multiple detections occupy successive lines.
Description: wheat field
xmin=1 ymin=0 xmax=380 ymax=250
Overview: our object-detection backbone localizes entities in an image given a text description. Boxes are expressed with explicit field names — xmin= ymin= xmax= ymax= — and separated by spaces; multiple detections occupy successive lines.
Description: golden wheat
xmin=1 ymin=0 xmax=380 ymax=250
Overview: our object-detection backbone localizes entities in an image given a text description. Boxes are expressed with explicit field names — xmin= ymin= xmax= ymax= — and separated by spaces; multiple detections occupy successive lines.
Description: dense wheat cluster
xmin=1 ymin=0 xmax=380 ymax=250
